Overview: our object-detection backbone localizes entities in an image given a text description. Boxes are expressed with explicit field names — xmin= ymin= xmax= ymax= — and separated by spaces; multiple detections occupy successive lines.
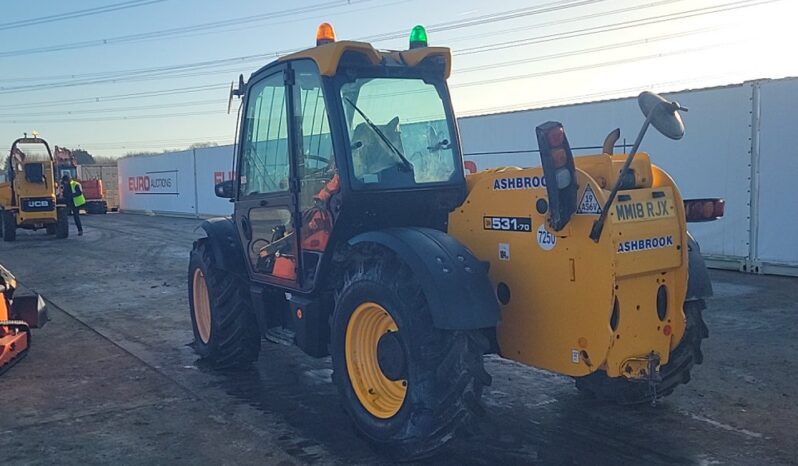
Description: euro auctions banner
xmin=118 ymin=150 xmax=196 ymax=215
xmin=128 ymin=170 xmax=179 ymax=195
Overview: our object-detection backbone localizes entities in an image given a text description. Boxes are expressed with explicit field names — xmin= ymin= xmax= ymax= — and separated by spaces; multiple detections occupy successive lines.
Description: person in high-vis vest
xmin=60 ymin=174 xmax=85 ymax=236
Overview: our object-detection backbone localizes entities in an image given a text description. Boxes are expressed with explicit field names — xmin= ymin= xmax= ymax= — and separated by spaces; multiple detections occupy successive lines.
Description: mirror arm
xmin=589 ymin=107 xmax=656 ymax=243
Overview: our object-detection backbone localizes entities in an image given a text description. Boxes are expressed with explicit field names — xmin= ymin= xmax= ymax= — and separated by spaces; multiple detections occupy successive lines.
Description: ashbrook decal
xmin=617 ymin=235 xmax=674 ymax=253
xmin=493 ymin=176 xmax=546 ymax=190
xmin=128 ymin=170 xmax=179 ymax=195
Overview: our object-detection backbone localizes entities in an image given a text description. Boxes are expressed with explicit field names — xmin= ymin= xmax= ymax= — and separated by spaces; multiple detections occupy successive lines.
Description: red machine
xmin=0 ymin=264 xmax=47 ymax=375
xmin=53 ymin=146 xmax=108 ymax=214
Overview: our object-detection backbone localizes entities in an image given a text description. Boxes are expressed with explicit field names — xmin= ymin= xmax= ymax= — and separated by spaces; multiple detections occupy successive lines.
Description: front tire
xmin=188 ymin=240 xmax=260 ymax=368
xmin=2 ymin=210 xmax=16 ymax=242
xmin=575 ymin=299 xmax=709 ymax=404
xmin=331 ymin=248 xmax=490 ymax=460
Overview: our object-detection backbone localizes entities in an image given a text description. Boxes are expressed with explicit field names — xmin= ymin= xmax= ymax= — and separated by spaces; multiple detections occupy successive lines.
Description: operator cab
xmin=222 ymin=25 xmax=466 ymax=292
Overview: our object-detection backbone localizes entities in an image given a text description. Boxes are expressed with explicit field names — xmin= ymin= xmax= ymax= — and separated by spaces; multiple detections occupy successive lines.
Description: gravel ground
xmin=0 ymin=213 xmax=795 ymax=465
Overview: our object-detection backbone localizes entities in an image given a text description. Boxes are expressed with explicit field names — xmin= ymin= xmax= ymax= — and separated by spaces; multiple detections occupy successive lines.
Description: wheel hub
xmin=377 ymin=330 xmax=406 ymax=381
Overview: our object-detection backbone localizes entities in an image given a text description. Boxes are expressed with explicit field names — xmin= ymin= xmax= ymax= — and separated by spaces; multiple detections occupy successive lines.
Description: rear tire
xmin=55 ymin=207 xmax=69 ymax=239
xmin=2 ymin=210 xmax=16 ymax=242
xmin=331 ymin=247 xmax=490 ymax=460
xmin=188 ymin=240 xmax=260 ymax=369
xmin=574 ymin=299 xmax=709 ymax=404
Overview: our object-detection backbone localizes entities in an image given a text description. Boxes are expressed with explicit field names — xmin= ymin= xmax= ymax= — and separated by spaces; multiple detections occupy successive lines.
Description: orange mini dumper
xmin=0 ymin=264 xmax=47 ymax=375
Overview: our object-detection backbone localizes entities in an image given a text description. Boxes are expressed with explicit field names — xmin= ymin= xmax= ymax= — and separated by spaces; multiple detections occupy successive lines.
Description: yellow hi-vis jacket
xmin=69 ymin=180 xmax=86 ymax=207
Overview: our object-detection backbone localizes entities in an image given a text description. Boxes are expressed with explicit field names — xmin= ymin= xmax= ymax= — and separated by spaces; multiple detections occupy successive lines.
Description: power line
xmin=0 ymin=38 xmax=743 ymax=124
xmin=0 ymin=99 xmax=222 ymax=118
xmin=0 ymin=83 xmax=229 ymax=110
xmin=456 ymin=71 xmax=748 ymax=117
xmin=0 ymin=0 xmax=588 ymax=84
xmin=0 ymin=0 xmax=774 ymax=96
xmin=0 ymin=0 xmax=375 ymax=58
xmin=455 ymin=25 xmax=723 ymax=74
xmin=452 ymin=41 xmax=739 ymax=89
xmin=0 ymin=0 xmax=778 ymax=127
xmin=1 ymin=25 xmax=723 ymax=117
xmin=0 ymin=0 xmax=166 ymax=31
xmin=0 ymin=109 xmax=226 ymax=124
xmin=453 ymin=0 xmax=780 ymax=56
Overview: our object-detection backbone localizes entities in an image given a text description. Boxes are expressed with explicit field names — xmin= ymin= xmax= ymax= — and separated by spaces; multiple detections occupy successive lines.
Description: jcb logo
xmin=21 ymin=198 xmax=53 ymax=212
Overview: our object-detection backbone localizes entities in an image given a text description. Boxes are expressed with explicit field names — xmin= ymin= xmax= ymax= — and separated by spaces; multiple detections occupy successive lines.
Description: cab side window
xmin=240 ymin=72 xmax=290 ymax=197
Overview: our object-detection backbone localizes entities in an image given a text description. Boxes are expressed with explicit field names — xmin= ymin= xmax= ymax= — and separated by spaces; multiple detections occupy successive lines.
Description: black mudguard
xmin=686 ymin=231 xmax=713 ymax=300
xmin=198 ymin=217 xmax=247 ymax=276
xmin=348 ymin=227 xmax=500 ymax=331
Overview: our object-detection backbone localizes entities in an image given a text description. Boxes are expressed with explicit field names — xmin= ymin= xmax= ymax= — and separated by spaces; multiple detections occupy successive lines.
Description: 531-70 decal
xmin=483 ymin=216 xmax=532 ymax=232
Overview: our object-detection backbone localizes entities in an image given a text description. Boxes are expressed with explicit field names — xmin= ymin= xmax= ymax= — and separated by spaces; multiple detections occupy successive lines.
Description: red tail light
xmin=684 ymin=198 xmax=724 ymax=222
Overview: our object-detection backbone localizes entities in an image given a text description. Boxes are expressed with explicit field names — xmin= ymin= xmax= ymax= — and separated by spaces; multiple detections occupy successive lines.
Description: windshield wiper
xmin=343 ymin=97 xmax=413 ymax=172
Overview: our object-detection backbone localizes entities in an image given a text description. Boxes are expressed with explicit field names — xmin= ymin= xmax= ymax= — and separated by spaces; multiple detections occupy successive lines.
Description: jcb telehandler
xmin=0 ymin=135 xmax=70 ymax=241
xmin=188 ymin=24 xmax=718 ymax=459
xmin=1 ymin=264 xmax=48 ymax=375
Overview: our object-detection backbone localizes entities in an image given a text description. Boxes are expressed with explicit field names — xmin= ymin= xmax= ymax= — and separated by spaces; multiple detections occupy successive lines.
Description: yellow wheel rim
xmin=192 ymin=268 xmax=212 ymax=344
xmin=345 ymin=302 xmax=407 ymax=419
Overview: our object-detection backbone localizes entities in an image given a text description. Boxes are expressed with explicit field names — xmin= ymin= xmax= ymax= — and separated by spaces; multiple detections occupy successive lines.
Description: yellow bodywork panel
xmin=279 ymin=41 xmax=451 ymax=78
xmin=448 ymin=155 xmax=688 ymax=379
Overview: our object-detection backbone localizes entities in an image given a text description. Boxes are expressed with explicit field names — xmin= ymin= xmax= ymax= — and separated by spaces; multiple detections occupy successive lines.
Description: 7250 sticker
xmin=483 ymin=216 xmax=532 ymax=232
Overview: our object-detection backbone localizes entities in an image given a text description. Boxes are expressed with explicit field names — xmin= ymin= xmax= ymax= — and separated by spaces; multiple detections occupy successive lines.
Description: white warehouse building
xmin=118 ymin=77 xmax=798 ymax=275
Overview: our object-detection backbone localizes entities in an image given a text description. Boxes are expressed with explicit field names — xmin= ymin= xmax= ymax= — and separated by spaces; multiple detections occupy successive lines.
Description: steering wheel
xmin=252 ymin=238 xmax=270 ymax=256
xmin=302 ymin=154 xmax=334 ymax=178
xmin=304 ymin=154 xmax=329 ymax=164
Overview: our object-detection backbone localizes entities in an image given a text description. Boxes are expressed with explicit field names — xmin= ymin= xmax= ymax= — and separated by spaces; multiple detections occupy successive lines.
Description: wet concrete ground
xmin=0 ymin=213 xmax=795 ymax=465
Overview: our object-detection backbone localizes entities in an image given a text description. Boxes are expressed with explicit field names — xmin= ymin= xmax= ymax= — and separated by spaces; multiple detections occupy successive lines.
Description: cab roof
xmin=265 ymin=40 xmax=452 ymax=78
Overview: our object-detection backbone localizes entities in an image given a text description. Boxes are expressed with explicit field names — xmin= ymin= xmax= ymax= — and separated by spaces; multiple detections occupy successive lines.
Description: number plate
xmin=483 ymin=216 xmax=532 ymax=232
xmin=612 ymin=198 xmax=675 ymax=223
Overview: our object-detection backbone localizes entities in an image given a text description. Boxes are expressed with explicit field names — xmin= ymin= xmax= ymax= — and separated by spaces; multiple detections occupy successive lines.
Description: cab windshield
xmin=340 ymin=77 xmax=458 ymax=189
xmin=12 ymin=143 xmax=51 ymax=163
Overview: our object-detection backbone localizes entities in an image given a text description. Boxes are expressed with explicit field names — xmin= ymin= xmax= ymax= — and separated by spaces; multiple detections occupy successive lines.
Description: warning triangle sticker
xmin=577 ymin=184 xmax=602 ymax=214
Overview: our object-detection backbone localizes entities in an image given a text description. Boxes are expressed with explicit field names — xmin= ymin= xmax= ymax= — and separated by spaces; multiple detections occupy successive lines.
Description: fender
xmin=198 ymin=217 xmax=247 ymax=276
xmin=348 ymin=227 xmax=500 ymax=330
xmin=686 ymin=231 xmax=713 ymax=300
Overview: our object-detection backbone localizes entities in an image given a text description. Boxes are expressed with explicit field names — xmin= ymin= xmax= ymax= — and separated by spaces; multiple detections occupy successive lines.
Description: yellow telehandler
xmin=1 ymin=135 xmax=70 ymax=241
xmin=187 ymin=24 xmax=720 ymax=459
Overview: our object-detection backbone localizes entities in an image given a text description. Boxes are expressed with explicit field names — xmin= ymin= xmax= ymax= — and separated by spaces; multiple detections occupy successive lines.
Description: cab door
xmin=235 ymin=65 xmax=300 ymax=286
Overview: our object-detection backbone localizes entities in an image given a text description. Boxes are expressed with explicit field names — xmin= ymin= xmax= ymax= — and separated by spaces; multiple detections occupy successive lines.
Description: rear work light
xmin=535 ymin=121 xmax=578 ymax=231
xmin=684 ymin=198 xmax=724 ymax=222
xmin=316 ymin=22 xmax=336 ymax=46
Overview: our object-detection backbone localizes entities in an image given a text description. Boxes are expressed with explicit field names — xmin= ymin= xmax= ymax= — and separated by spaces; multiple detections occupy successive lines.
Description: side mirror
xmin=638 ymin=91 xmax=686 ymax=140
xmin=536 ymin=121 xmax=578 ymax=231
xmin=215 ymin=180 xmax=234 ymax=199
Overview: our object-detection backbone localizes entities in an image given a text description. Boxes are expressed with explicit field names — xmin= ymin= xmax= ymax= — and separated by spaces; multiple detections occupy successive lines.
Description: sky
xmin=0 ymin=0 xmax=795 ymax=157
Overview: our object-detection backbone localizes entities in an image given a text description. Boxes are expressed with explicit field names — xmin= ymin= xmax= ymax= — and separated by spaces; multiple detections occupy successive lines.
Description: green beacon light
xmin=409 ymin=25 xmax=428 ymax=49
